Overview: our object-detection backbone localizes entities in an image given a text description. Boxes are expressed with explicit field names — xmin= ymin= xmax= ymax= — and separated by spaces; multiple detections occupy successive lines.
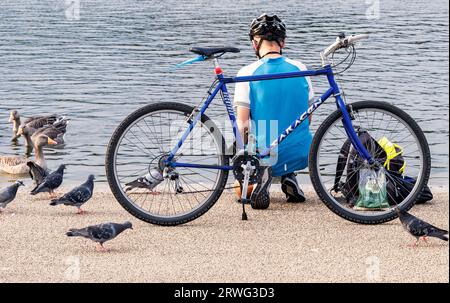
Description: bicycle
xmin=105 ymin=34 xmax=431 ymax=226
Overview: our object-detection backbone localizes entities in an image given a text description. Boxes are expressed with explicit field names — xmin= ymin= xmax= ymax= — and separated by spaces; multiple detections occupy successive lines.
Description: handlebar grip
xmin=322 ymin=34 xmax=369 ymax=58
xmin=322 ymin=39 xmax=342 ymax=57
xmin=346 ymin=34 xmax=369 ymax=45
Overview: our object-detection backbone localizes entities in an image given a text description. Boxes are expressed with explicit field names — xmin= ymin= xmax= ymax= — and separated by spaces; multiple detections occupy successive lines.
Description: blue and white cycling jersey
xmin=234 ymin=56 xmax=314 ymax=177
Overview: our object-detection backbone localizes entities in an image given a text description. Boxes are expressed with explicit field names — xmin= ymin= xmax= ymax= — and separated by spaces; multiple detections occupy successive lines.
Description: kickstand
xmin=241 ymin=199 xmax=248 ymax=221
xmin=239 ymin=159 xmax=254 ymax=221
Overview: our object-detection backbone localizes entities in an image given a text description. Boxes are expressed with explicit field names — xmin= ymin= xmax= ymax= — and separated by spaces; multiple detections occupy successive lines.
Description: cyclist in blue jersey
xmin=234 ymin=14 xmax=314 ymax=209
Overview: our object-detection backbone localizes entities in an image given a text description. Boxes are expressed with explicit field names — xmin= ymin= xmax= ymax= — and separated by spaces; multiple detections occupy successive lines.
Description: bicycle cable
xmin=331 ymin=45 xmax=357 ymax=75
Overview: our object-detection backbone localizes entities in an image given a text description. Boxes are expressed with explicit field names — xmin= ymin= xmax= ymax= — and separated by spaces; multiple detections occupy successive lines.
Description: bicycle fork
xmin=328 ymin=73 xmax=375 ymax=165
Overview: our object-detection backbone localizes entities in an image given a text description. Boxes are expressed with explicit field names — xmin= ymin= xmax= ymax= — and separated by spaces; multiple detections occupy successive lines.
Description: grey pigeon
xmin=30 ymin=164 xmax=66 ymax=198
xmin=0 ymin=181 xmax=25 ymax=212
xmin=50 ymin=175 xmax=95 ymax=214
xmin=27 ymin=161 xmax=48 ymax=187
xmin=66 ymin=221 xmax=133 ymax=251
xmin=124 ymin=169 xmax=163 ymax=193
xmin=396 ymin=208 xmax=448 ymax=246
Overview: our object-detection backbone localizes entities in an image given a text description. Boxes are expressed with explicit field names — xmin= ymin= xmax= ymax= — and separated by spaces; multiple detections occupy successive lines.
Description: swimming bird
xmin=9 ymin=110 xmax=23 ymax=141
xmin=0 ymin=180 xmax=25 ymax=212
xmin=8 ymin=110 xmax=41 ymax=141
xmin=9 ymin=110 xmax=58 ymax=141
xmin=33 ymin=118 xmax=68 ymax=144
xmin=50 ymin=175 xmax=95 ymax=214
xmin=396 ymin=208 xmax=448 ymax=247
xmin=66 ymin=221 xmax=133 ymax=252
xmin=23 ymin=114 xmax=58 ymax=130
xmin=0 ymin=135 xmax=57 ymax=175
xmin=17 ymin=118 xmax=69 ymax=148
xmin=30 ymin=164 xmax=66 ymax=198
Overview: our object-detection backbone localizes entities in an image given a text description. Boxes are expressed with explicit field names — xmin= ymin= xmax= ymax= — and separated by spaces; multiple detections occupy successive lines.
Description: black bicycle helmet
xmin=249 ymin=14 xmax=287 ymax=58
xmin=249 ymin=14 xmax=286 ymax=41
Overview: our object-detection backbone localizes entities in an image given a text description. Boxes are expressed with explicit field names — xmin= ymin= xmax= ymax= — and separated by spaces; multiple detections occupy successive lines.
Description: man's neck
xmin=259 ymin=47 xmax=282 ymax=59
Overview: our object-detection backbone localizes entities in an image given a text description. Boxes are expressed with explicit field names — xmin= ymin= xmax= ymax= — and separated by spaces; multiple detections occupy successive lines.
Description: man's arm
xmin=234 ymin=66 xmax=252 ymax=145
xmin=236 ymin=106 xmax=250 ymax=144
xmin=307 ymin=75 xmax=315 ymax=124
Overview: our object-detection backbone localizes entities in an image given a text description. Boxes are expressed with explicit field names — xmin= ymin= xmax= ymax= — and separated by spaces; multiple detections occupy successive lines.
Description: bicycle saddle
xmin=190 ymin=47 xmax=240 ymax=58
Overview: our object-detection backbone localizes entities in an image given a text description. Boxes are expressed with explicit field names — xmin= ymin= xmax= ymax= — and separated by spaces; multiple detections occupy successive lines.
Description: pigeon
xmin=124 ymin=168 xmax=163 ymax=193
xmin=30 ymin=164 xmax=66 ymax=198
xmin=396 ymin=208 xmax=448 ymax=247
xmin=50 ymin=175 xmax=95 ymax=214
xmin=66 ymin=221 xmax=133 ymax=251
xmin=0 ymin=181 xmax=25 ymax=212
xmin=27 ymin=161 xmax=48 ymax=187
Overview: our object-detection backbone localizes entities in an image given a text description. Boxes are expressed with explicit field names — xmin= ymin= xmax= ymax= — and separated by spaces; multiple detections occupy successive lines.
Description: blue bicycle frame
xmin=166 ymin=63 xmax=374 ymax=170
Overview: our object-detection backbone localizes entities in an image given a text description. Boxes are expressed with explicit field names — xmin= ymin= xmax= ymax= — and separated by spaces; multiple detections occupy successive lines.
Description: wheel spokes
xmin=114 ymin=109 xmax=224 ymax=218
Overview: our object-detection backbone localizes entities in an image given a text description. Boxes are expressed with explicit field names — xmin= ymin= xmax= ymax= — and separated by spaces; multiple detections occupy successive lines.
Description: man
xmin=234 ymin=14 xmax=314 ymax=209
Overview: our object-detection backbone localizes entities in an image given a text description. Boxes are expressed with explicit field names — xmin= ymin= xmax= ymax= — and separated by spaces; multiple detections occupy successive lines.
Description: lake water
xmin=0 ymin=0 xmax=448 ymax=187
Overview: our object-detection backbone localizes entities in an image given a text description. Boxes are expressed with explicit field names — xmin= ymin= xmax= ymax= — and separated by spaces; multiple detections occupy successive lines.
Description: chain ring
xmin=232 ymin=154 xmax=261 ymax=184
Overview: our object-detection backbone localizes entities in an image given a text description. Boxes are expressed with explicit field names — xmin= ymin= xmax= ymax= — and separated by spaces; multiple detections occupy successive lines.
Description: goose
xmin=0 ymin=135 xmax=58 ymax=175
xmin=9 ymin=110 xmax=59 ymax=141
xmin=17 ymin=118 xmax=68 ymax=148
xmin=8 ymin=110 xmax=28 ymax=141
xmin=33 ymin=118 xmax=68 ymax=144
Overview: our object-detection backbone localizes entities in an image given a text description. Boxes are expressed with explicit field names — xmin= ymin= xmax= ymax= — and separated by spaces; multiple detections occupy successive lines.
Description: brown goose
xmin=9 ymin=110 xmax=59 ymax=141
xmin=17 ymin=118 xmax=68 ymax=147
xmin=8 ymin=110 xmax=27 ymax=141
xmin=0 ymin=135 xmax=58 ymax=175
xmin=25 ymin=115 xmax=59 ymax=130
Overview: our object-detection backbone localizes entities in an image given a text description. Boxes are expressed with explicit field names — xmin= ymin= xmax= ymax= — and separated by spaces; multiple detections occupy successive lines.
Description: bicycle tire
xmin=106 ymin=102 xmax=229 ymax=226
xmin=309 ymin=101 xmax=431 ymax=225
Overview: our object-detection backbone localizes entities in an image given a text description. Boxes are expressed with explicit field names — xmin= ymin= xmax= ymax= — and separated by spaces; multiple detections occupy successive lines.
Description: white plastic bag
xmin=354 ymin=168 xmax=389 ymax=210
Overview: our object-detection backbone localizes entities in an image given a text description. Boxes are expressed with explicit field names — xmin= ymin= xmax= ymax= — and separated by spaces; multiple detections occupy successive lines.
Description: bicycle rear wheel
xmin=309 ymin=101 xmax=431 ymax=224
xmin=106 ymin=102 xmax=229 ymax=226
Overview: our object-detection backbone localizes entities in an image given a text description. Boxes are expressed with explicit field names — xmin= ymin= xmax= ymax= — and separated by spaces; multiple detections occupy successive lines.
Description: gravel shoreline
xmin=0 ymin=187 xmax=448 ymax=283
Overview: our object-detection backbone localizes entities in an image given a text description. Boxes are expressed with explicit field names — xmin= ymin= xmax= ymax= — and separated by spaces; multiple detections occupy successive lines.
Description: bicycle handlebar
xmin=172 ymin=34 xmax=369 ymax=71
xmin=321 ymin=34 xmax=369 ymax=59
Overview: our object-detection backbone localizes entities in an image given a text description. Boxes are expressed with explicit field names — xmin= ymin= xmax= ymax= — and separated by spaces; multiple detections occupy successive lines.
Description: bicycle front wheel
xmin=309 ymin=101 xmax=431 ymax=224
xmin=106 ymin=102 xmax=229 ymax=226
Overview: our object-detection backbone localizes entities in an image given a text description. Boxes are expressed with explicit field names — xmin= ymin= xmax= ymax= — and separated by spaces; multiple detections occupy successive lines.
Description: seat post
xmin=213 ymin=58 xmax=220 ymax=68
xmin=213 ymin=58 xmax=224 ymax=76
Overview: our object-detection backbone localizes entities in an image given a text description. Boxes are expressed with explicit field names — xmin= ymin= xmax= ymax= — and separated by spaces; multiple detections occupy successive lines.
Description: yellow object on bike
xmin=378 ymin=137 xmax=406 ymax=174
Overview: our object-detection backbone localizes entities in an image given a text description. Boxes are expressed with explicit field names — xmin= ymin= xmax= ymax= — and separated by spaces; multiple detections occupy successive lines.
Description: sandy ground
xmin=0 ymin=186 xmax=448 ymax=283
